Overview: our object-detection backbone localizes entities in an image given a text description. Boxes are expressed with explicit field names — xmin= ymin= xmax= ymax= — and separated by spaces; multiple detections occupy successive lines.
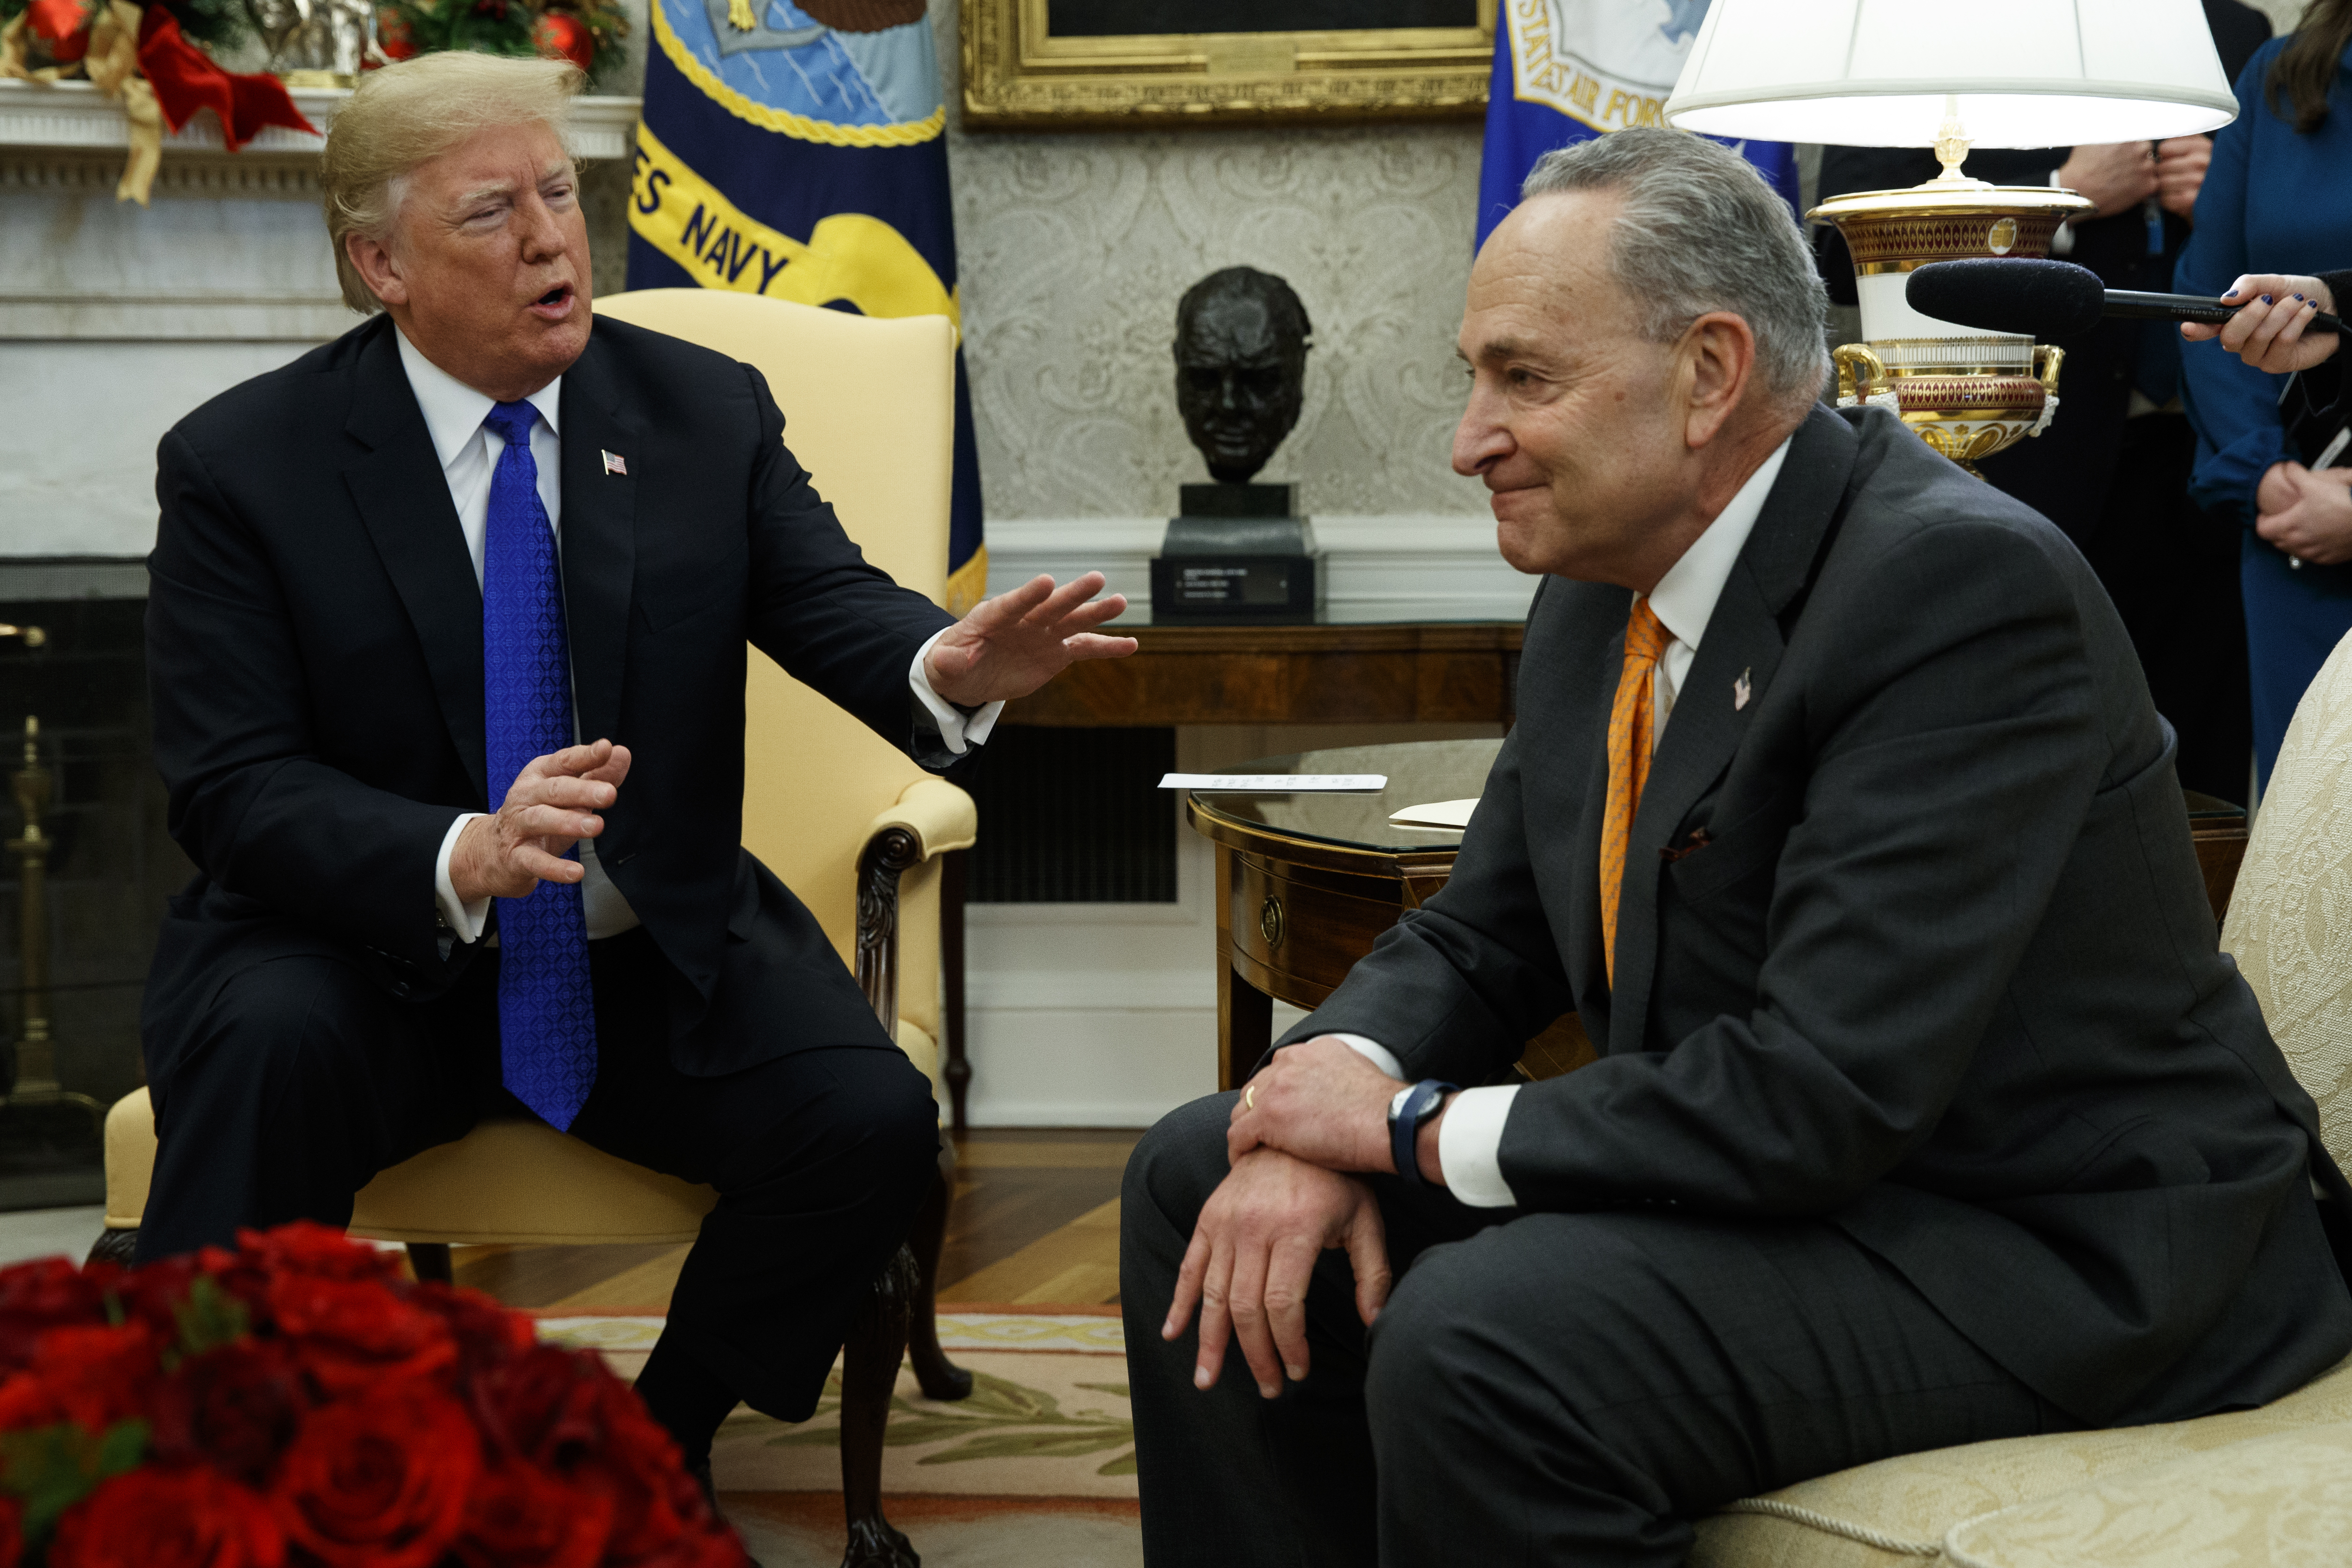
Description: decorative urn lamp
xmin=1664 ymin=0 xmax=2235 ymax=473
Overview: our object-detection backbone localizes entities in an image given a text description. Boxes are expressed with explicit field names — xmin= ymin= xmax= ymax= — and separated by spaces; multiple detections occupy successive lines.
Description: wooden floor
xmin=449 ymin=1128 xmax=1141 ymax=1313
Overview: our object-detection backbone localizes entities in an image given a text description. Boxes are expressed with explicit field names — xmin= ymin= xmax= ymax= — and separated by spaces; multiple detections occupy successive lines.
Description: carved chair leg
xmin=88 ymin=1227 xmax=138 ymax=1268
xmin=406 ymin=1242 xmax=454 ymax=1285
xmin=839 ymin=1246 xmax=919 ymax=1568
xmin=905 ymin=1145 xmax=971 ymax=1401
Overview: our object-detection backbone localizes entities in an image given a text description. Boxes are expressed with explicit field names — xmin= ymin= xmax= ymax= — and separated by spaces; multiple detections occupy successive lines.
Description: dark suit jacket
xmin=1813 ymin=0 xmax=2273 ymax=542
xmin=142 ymin=311 xmax=956 ymax=1089
xmin=1280 ymin=407 xmax=2352 ymax=1427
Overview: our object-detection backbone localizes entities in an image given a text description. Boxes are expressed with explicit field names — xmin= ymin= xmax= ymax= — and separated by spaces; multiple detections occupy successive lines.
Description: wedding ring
xmin=1245 ymin=1085 xmax=1257 ymax=1110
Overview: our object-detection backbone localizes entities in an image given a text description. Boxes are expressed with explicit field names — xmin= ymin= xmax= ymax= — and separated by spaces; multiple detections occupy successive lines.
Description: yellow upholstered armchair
xmin=1689 ymin=640 xmax=2352 ymax=1565
xmin=98 ymin=288 xmax=979 ymax=1568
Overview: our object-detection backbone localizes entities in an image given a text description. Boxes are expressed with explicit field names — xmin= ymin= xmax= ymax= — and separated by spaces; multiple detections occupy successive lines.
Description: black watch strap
xmin=1390 ymin=1079 xmax=1458 ymax=1190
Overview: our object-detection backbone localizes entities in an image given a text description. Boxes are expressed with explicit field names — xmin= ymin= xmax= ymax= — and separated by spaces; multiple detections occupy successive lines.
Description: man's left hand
xmin=923 ymin=572 xmax=1137 ymax=707
xmin=2155 ymin=135 xmax=2211 ymax=221
xmin=1227 ymin=1034 xmax=1409 ymax=1174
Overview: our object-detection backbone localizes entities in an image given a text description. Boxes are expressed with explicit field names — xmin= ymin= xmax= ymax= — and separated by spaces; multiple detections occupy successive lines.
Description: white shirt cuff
xmin=1328 ymin=1033 xmax=1405 ymax=1080
xmin=910 ymin=628 xmax=1004 ymax=756
xmin=1437 ymin=1083 xmax=1522 ymax=1208
xmin=434 ymin=813 xmax=492 ymax=944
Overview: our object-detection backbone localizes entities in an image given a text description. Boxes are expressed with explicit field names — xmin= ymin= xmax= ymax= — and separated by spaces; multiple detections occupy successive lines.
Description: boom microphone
xmin=1904 ymin=258 xmax=2344 ymax=341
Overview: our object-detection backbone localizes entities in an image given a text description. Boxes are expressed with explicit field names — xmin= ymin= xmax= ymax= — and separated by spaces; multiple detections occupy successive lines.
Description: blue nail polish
xmin=2294 ymin=294 xmax=2306 ymax=301
xmin=2263 ymin=295 xmax=2275 ymax=304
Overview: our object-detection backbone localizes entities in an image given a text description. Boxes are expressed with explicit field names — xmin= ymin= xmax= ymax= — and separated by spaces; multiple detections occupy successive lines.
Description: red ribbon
xmin=135 ymin=7 xmax=318 ymax=152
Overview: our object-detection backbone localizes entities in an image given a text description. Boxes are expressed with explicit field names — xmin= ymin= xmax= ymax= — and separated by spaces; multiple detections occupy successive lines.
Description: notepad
xmin=1160 ymin=773 xmax=1388 ymax=794
xmin=1388 ymin=798 xmax=1479 ymax=829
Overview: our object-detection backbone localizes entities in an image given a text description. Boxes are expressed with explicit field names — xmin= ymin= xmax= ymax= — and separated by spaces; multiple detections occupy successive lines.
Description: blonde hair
xmin=321 ymin=52 xmax=584 ymax=314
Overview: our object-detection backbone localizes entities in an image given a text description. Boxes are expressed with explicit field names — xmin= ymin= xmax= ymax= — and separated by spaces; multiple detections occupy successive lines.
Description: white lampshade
xmin=1663 ymin=0 xmax=2235 ymax=148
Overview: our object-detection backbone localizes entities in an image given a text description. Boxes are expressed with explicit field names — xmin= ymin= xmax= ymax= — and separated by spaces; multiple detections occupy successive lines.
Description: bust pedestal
xmin=1148 ymin=482 xmax=1322 ymax=622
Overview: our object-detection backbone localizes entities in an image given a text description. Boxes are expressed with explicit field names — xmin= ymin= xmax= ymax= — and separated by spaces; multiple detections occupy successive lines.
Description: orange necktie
xmin=1599 ymin=598 xmax=1671 ymax=986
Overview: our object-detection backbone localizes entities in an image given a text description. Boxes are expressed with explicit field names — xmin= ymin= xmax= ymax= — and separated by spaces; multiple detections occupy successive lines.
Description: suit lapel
xmin=557 ymin=328 xmax=641 ymax=751
xmin=1605 ymin=409 xmax=1860 ymax=1054
xmin=343 ymin=322 xmax=491 ymax=805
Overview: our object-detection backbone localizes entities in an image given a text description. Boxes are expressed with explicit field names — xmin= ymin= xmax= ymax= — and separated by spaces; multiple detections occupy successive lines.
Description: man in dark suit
xmin=1813 ymin=0 xmax=2273 ymax=802
xmin=141 ymin=50 xmax=1132 ymax=1479
xmin=1121 ymin=128 xmax=2352 ymax=1566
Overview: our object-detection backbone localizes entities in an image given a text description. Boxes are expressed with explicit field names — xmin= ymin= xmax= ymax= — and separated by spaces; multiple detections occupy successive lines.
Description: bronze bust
xmin=1173 ymin=267 xmax=1313 ymax=485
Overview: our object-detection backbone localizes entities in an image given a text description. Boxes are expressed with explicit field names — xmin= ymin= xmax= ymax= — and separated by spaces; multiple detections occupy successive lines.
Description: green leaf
xmin=1096 ymin=1448 xmax=1139 ymax=1477
xmin=174 ymin=1274 xmax=249 ymax=1358
xmin=0 ymin=1420 xmax=149 ymax=1540
xmin=1072 ymin=1382 xmax=1130 ymax=1400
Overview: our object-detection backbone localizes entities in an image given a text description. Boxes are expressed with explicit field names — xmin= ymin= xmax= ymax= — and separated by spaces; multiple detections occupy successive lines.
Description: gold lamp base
xmin=1810 ymin=177 xmax=2094 ymax=474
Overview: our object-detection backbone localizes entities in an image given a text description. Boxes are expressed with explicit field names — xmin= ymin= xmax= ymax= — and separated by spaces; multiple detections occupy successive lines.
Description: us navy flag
xmin=627 ymin=0 xmax=986 ymax=614
xmin=1478 ymin=1 xmax=1799 ymax=247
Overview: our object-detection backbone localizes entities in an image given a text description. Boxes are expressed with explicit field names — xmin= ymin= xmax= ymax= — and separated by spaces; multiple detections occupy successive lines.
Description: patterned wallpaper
xmin=932 ymin=7 xmax=1494 ymax=521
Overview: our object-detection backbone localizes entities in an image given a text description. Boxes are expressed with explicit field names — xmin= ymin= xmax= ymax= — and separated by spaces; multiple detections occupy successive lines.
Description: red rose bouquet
xmin=0 ymin=1222 xmax=749 ymax=1568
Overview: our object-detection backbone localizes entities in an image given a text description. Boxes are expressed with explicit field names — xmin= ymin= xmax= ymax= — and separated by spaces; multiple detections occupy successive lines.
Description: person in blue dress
xmin=2179 ymin=0 xmax=2352 ymax=786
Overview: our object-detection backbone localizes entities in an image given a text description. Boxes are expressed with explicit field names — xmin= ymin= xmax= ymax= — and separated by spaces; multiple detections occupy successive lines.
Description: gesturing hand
xmin=449 ymin=739 xmax=632 ymax=903
xmin=922 ymin=573 xmax=1137 ymax=708
xmin=2181 ymin=275 xmax=2339 ymax=374
xmin=1163 ymin=1148 xmax=1391 ymax=1400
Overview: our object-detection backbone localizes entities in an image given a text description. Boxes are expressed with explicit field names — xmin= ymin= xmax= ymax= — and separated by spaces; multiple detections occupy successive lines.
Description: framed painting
xmin=960 ymin=0 xmax=1497 ymax=129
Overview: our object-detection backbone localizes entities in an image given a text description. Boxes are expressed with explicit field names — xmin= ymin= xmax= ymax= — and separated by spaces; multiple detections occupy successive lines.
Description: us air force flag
xmin=1478 ymin=1 xmax=1799 ymax=247
xmin=627 ymin=0 xmax=987 ymax=614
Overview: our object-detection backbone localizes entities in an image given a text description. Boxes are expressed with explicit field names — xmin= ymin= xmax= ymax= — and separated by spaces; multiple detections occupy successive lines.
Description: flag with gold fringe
xmin=626 ymin=0 xmax=984 ymax=615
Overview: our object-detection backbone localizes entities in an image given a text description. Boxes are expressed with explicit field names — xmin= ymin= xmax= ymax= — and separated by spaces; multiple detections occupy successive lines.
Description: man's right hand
xmin=449 ymin=739 xmax=632 ymax=902
xmin=2055 ymin=141 xmax=2159 ymax=219
xmin=1161 ymin=1146 xmax=1390 ymax=1401
xmin=2182 ymin=275 xmax=2340 ymax=374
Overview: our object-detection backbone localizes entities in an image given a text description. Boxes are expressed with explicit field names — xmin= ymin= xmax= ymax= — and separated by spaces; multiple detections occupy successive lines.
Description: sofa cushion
xmin=1690 ymin=1355 xmax=2352 ymax=1567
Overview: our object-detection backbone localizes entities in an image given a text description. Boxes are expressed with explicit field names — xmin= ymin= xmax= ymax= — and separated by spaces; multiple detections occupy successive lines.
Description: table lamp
xmin=1663 ymin=0 xmax=2235 ymax=472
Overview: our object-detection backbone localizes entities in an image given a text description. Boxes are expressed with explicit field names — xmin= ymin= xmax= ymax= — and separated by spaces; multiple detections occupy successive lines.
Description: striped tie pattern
xmin=1599 ymin=597 xmax=1671 ymax=987
xmin=480 ymin=399 xmax=599 ymax=1131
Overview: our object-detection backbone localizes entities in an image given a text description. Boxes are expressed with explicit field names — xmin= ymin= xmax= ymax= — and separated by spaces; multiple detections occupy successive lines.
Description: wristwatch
xmin=1388 ymin=1079 xmax=1458 ymax=1190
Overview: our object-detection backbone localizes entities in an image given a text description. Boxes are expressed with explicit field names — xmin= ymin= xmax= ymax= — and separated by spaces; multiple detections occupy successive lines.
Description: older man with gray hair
xmin=139 ymin=48 xmax=1132 ymax=1502
xmin=1121 ymin=128 xmax=2352 ymax=1564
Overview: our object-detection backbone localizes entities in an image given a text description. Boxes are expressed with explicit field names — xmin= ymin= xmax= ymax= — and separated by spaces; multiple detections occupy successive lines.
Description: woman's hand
xmin=2182 ymin=276 xmax=2339 ymax=374
xmin=2257 ymin=463 xmax=2352 ymax=567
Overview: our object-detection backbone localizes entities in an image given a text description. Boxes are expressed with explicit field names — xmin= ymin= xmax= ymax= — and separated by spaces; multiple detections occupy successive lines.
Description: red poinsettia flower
xmin=48 ymin=1468 xmax=284 ymax=1568
xmin=148 ymin=1339 xmax=311 ymax=1487
xmin=267 ymin=1274 xmax=456 ymax=1397
xmin=452 ymin=1455 xmax=614 ymax=1568
xmin=269 ymin=1380 xmax=480 ymax=1568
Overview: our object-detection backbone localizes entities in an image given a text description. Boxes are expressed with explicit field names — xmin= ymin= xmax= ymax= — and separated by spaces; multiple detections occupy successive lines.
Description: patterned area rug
xmin=534 ymin=1309 xmax=1141 ymax=1568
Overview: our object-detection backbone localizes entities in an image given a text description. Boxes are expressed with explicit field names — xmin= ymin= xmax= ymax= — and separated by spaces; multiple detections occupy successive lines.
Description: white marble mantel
xmin=0 ymin=79 xmax=641 ymax=556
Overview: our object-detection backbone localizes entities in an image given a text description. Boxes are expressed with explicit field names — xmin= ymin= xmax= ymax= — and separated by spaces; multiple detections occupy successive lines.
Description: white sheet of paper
xmin=1387 ymin=798 xmax=1479 ymax=828
xmin=1160 ymin=773 xmax=1388 ymax=794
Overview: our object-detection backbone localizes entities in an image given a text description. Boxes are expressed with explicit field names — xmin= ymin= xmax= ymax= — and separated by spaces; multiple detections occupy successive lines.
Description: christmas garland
xmin=376 ymin=0 xmax=629 ymax=89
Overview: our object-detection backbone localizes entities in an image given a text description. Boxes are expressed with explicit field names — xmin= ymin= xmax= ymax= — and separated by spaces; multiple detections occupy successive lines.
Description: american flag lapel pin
xmin=1733 ymin=668 xmax=1752 ymax=710
xmin=601 ymin=450 xmax=628 ymax=477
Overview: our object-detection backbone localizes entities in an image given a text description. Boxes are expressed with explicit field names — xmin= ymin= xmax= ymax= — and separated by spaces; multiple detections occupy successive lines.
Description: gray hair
xmin=1519 ymin=128 xmax=1828 ymax=409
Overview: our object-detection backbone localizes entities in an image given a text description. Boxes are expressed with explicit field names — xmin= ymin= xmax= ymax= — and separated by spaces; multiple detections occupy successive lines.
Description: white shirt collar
xmin=1643 ymin=436 xmax=1793 ymax=652
xmin=393 ymin=326 xmax=563 ymax=468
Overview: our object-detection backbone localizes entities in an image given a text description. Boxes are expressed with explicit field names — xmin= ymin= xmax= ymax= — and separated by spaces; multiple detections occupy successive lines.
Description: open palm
xmin=923 ymin=572 xmax=1137 ymax=706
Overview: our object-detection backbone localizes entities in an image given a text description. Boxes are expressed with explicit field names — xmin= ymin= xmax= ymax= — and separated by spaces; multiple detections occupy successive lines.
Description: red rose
xmin=28 ymin=1321 xmax=159 ymax=1433
xmin=270 ymin=1381 xmax=479 ymax=1568
xmin=411 ymin=1283 xmax=535 ymax=1377
xmin=0 ymin=1257 xmax=117 ymax=1373
xmin=620 ymin=1522 xmax=753 ymax=1568
xmin=149 ymin=1339 xmax=309 ymax=1486
xmin=451 ymin=1456 xmax=613 ymax=1568
xmin=236 ymin=1223 xmax=398 ymax=1284
xmin=268 ymin=1275 xmax=454 ymax=1397
xmin=0 ymin=1495 xmax=23 ymax=1568
xmin=48 ymin=1468 xmax=284 ymax=1568
xmin=466 ymin=1343 xmax=609 ymax=1466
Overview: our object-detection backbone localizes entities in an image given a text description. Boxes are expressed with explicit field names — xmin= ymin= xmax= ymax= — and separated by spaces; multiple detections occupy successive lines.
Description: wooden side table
xmin=1187 ymin=747 xmax=2253 ymax=1090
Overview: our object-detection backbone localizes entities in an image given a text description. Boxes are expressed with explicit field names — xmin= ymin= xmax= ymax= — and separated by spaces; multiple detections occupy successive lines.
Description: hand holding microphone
xmin=2179 ymin=275 xmax=2339 ymax=374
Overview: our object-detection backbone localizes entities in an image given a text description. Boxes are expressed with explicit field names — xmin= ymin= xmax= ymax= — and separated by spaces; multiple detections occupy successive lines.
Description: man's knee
xmin=1122 ymin=1091 xmax=1239 ymax=1244
xmin=158 ymin=958 xmax=377 ymax=1117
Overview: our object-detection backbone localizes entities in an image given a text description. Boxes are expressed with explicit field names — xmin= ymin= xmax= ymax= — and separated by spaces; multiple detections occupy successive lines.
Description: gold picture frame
xmin=961 ymin=0 xmax=1497 ymax=129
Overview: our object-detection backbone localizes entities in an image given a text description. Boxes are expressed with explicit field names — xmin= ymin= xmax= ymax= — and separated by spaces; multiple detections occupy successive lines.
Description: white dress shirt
xmin=1334 ymin=436 xmax=1795 ymax=1206
xmin=393 ymin=329 xmax=1001 ymax=946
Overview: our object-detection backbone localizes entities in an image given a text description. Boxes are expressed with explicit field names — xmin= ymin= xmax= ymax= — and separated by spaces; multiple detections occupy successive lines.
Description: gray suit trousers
xmin=1122 ymin=1093 xmax=2075 ymax=1567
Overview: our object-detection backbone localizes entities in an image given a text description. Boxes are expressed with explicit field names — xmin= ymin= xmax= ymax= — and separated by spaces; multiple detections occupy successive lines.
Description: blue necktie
xmin=481 ymin=400 xmax=597 ymax=1131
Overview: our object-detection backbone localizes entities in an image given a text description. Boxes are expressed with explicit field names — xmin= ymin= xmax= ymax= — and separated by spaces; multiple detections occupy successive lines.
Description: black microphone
xmin=1904 ymin=258 xmax=2345 ymax=340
